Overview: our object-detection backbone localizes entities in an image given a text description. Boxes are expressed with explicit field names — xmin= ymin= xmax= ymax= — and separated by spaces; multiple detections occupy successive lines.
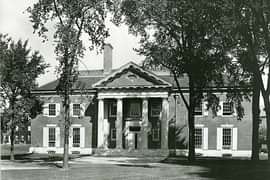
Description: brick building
xmin=30 ymin=44 xmax=252 ymax=157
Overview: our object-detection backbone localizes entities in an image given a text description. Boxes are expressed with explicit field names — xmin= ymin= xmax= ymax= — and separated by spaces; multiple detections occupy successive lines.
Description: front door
xmin=126 ymin=132 xmax=140 ymax=150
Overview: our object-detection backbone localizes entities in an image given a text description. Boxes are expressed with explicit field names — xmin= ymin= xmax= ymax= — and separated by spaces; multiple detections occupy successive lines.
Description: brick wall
xmin=168 ymin=92 xmax=252 ymax=151
xmin=31 ymin=95 xmax=94 ymax=149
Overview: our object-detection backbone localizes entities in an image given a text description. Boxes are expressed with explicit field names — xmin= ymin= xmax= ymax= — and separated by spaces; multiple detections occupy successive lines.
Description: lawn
xmin=1 ymin=144 xmax=30 ymax=157
xmin=2 ymin=156 xmax=270 ymax=180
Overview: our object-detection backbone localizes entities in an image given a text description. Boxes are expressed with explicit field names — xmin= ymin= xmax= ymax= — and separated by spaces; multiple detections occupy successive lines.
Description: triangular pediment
xmin=93 ymin=62 xmax=171 ymax=89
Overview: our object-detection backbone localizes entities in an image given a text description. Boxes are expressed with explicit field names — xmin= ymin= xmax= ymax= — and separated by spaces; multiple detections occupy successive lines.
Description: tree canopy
xmin=0 ymin=34 xmax=48 ymax=160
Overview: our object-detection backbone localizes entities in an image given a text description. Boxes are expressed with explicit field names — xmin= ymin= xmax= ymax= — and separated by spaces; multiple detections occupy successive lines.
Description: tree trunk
xmin=251 ymin=80 xmax=260 ymax=160
xmin=262 ymin=95 xmax=270 ymax=160
xmin=188 ymin=77 xmax=196 ymax=161
xmin=10 ymin=127 xmax=15 ymax=161
xmin=63 ymin=95 xmax=70 ymax=169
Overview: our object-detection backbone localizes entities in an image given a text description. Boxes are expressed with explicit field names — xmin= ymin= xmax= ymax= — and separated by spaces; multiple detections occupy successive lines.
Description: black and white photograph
xmin=1 ymin=0 xmax=270 ymax=179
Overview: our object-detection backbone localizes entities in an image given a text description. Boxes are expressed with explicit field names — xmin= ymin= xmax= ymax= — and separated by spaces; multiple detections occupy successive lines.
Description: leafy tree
xmin=27 ymin=0 xmax=113 ymax=168
xmin=220 ymin=0 xmax=270 ymax=160
xmin=0 ymin=34 xmax=48 ymax=160
xmin=115 ymin=0 xmax=238 ymax=160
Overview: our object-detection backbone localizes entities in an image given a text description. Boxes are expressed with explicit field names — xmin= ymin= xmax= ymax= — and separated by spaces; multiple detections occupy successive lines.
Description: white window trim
xmin=217 ymin=125 xmax=237 ymax=151
xmin=48 ymin=103 xmax=57 ymax=117
xmin=72 ymin=103 xmax=81 ymax=117
xmin=48 ymin=127 xmax=56 ymax=148
xmin=221 ymin=101 xmax=235 ymax=117
xmin=69 ymin=126 xmax=85 ymax=148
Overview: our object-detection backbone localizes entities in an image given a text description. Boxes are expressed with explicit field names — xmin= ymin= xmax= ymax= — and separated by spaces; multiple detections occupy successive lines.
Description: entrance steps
xmin=92 ymin=148 xmax=170 ymax=157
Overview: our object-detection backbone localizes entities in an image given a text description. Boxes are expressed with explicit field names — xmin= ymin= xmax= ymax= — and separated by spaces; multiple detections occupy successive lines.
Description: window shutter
xmin=80 ymin=103 xmax=85 ymax=117
xmin=43 ymin=103 xmax=49 ymax=116
xmin=217 ymin=101 xmax=223 ymax=116
xmin=43 ymin=127 xmax=48 ymax=147
xmin=70 ymin=103 xmax=73 ymax=117
xmin=80 ymin=127 xmax=85 ymax=148
xmin=69 ymin=128 xmax=73 ymax=148
xmin=217 ymin=128 xmax=222 ymax=150
xmin=232 ymin=128 xmax=238 ymax=150
xmin=56 ymin=103 xmax=61 ymax=116
xmin=203 ymin=102 xmax=208 ymax=116
xmin=203 ymin=127 xmax=208 ymax=150
xmin=56 ymin=127 xmax=60 ymax=147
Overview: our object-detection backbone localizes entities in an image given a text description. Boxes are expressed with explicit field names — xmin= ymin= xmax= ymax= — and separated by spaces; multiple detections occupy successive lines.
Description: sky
xmin=0 ymin=0 xmax=144 ymax=86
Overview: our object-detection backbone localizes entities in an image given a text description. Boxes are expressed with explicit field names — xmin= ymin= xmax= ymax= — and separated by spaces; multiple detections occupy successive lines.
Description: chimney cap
xmin=104 ymin=43 xmax=113 ymax=49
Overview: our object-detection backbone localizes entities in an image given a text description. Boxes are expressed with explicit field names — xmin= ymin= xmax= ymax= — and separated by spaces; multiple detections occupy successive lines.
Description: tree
xmin=115 ymin=0 xmax=235 ymax=160
xmin=220 ymin=0 xmax=270 ymax=160
xmin=0 ymin=34 xmax=48 ymax=160
xmin=27 ymin=0 xmax=113 ymax=168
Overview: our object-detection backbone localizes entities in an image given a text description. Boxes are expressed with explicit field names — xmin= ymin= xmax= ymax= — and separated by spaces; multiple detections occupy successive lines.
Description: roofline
xmin=92 ymin=61 xmax=172 ymax=87
xmin=32 ymin=89 xmax=97 ymax=95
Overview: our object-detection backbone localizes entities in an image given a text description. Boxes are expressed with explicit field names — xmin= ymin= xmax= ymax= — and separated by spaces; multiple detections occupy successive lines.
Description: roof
xmin=35 ymin=61 xmax=250 ymax=92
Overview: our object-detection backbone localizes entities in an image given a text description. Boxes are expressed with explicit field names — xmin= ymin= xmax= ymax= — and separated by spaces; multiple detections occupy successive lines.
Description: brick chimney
xmin=103 ymin=43 xmax=113 ymax=75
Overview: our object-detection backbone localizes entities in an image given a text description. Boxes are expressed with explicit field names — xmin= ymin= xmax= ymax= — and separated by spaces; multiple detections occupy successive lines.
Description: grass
xmin=1 ymin=144 xmax=30 ymax=157
xmin=2 ymin=156 xmax=270 ymax=180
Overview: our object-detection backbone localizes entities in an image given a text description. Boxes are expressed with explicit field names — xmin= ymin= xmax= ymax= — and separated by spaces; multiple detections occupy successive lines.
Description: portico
xmin=96 ymin=91 xmax=169 ymax=150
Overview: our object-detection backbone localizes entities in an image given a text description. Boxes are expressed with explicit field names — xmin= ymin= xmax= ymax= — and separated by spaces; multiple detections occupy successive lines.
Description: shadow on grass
xmin=1 ymin=153 xmax=91 ymax=169
xmin=161 ymin=156 xmax=270 ymax=180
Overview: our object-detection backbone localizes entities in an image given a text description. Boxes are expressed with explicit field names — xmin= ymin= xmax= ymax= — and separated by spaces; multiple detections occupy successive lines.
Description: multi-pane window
xmin=194 ymin=101 xmax=203 ymax=116
xmin=151 ymin=103 xmax=161 ymax=117
xmin=223 ymin=102 xmax=233 ymax=115
xmin=48 ymin=104 xmax=56 ymax=116
xmin=129 ymin=102 xmax=141 ymax=117
xmin=73 ymin=128 xmax=80 ymax=147
xmin=111 ymin=128 xmax=116 ymax=141
xmin=73 ymin=104 xmax=81 ymax=116
xmin=109 ymin=102 xmax=117 ymax=117
xmin=48 ymin=128 xmax=56 ymax=147
xmin=152 ymin=128 xmax=160 ymax=142
xmin=195 ymin=128 xmax=203 ymax=149
xmin=222 ymin=128 xmax=232 ymax=149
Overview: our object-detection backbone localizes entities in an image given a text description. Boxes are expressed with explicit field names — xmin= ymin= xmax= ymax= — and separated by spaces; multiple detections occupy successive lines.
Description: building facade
xmin=30 ymin=44 xmax=252 ymax=157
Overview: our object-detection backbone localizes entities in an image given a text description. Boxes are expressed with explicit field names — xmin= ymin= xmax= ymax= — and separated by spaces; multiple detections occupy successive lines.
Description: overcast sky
xmin=0 ymin=0 xmax=144 ymax=86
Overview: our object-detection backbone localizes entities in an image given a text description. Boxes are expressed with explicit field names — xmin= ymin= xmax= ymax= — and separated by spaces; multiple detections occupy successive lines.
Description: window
xmin=195 ymin=128 xmax=203 ymax=149
xmin=109 ymin=102 xmax=117 ymax=117
xmin=151 ymin=103 xmax=161 ymax=117
xmin=111 ymin=128 xmax=116 ymax=141
xmin=73 ymin=104 xmax=81 ymax=117
xmin=194 ymin=101 xmax=203 ymax=116
xmin=222 ymin=128 xmax=232 ymax=149
xmin=73 ymin=128 xmax=80 ymax=147
xmin=223 ymin=102 xmax=233 ymax=115
xmin=152 ymin=128 xmax=160 ymax=142
xmin=129 ymin=102 xmax=141 ymax=117
xmin=49 ymin=104 xmax=56 ymax=116
xmin=48 ymin=128 xmax=56 ymax=147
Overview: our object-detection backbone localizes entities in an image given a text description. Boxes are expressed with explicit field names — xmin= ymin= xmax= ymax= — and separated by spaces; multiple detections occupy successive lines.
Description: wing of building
xmin=30 ymin=44 xmax=252 ymax=157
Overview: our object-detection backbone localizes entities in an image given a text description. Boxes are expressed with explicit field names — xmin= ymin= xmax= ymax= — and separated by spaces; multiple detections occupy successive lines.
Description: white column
xmin=141 ymin=98 xmax=148 ymax=149
xmin=161 ymin=98 xmax=169 ymax=149
xmin=116 ymin=98 xmax=123 ymax=149
xmin=97 ymin=98 xmax=104 ymax=148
